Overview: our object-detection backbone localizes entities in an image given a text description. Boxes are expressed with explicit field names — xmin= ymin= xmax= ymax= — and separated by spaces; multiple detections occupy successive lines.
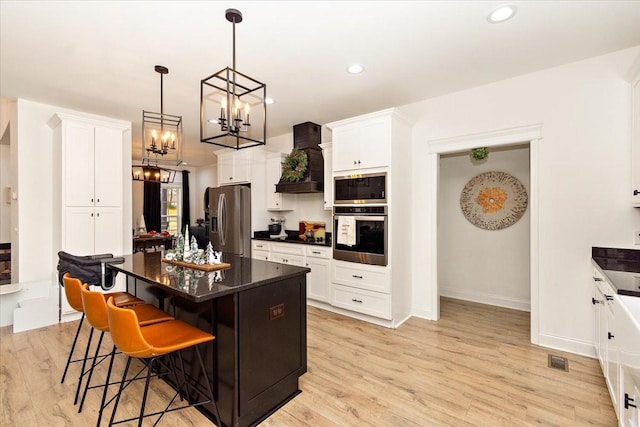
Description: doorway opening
xmin=424 ymin=124 xmax=541 ymax=345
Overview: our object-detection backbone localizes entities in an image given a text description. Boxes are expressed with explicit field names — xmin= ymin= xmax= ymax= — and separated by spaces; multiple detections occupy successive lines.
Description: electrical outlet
xmin=635 ymin=230 xmax=640 ymax=245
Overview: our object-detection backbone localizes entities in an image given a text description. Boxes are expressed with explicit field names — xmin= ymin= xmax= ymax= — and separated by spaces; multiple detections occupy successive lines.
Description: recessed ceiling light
xmin=487 ymin=5 xmax=516 ymax=23
xmin=347 ymin=64 xmax=364 ymax=74
xmin=265 ymin=97 xmax=275 ymax=105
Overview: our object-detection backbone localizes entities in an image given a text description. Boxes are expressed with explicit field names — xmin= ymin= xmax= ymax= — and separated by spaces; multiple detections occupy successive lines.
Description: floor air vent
xmin=548 ymin=354 xmax=569 ymax=371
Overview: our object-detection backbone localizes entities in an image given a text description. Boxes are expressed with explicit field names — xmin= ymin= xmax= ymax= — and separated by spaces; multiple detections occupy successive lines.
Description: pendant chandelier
xmin=131 ymin=164 xmax=177 ymax=184
xmin=141 ymin=65 xmax=183 ymax=166
xmin=200 ymin=8 xmax=267 ymax=150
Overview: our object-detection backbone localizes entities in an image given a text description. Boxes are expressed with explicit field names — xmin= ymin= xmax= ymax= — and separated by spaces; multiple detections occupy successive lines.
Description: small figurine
xmin=206 ymin=242 xmax=216 ymax=264
xmin=183 ymin=227 xmax=191 ymax=261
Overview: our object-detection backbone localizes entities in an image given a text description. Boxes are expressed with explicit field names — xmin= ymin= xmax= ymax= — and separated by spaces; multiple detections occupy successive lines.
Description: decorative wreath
xmin=281 ymin=148 xmax=308 ymax=182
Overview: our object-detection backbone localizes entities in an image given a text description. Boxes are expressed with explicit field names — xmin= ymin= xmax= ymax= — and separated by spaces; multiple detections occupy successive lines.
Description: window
xmin=161 ymin=185 xmax=181 ymax=234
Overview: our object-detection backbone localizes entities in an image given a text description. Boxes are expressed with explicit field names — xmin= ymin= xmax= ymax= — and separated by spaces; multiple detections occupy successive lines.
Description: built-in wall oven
xmin=333 ymin=206 xmax=387 ymax=266
xmin=334 ymin=172 xmax=386 ymax=205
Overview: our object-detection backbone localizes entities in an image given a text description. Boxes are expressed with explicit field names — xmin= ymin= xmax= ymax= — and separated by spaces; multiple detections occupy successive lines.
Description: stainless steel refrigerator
xmin=208 ymin=185 xmax=251 ymax=256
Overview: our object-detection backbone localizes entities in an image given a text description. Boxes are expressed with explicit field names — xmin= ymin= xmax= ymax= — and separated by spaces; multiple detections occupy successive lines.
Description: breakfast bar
xmin=108 ymin=251 xmax=310 ymax=427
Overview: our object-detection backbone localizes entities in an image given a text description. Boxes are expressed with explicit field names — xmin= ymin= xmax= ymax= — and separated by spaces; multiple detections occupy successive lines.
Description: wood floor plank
xmin=0 ymin=297 xmax=617 ymax=426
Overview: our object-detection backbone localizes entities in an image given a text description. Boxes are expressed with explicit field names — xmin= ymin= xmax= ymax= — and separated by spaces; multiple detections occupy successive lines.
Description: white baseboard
xmin=439 ymin=288 xmax=530 ymax=312
xmin=536 ymin=332 xmax=596 ymax=358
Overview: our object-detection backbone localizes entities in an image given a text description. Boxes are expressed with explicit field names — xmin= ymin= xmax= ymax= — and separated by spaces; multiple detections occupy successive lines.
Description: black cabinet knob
xmin=605 ymin=294 xmax=614 ymax=301
xmin=608 ymin=332 xmax=615 ymax=340
xmin=591 ymin=297 xmax=601 ymax=305
xmin=634 ymin=189 xmax=639 ymax=196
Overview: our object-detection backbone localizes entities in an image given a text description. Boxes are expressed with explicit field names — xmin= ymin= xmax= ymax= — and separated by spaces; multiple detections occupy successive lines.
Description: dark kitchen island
xmin=108 ymin=251 xmax=310 ymax=427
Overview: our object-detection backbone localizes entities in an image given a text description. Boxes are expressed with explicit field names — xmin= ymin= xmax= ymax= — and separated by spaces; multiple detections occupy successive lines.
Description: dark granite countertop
xmin=253 ymin=230 xmax=332 ymax=247
xmin=592 ymin=247 xmax=640 ymax=297
xmin=108 ymin=251 xmax=310 ymax=303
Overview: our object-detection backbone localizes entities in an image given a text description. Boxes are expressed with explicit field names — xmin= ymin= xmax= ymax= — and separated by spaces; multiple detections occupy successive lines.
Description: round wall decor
xmin=460 ymin=171 xmax=528 ymax=230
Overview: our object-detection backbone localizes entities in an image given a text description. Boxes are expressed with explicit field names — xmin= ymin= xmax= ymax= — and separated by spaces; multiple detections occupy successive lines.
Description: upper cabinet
xmin=631 ymin=71 xmax=640 ymax=207
xmin=328 ymin=113 xmax=391 ymax=172
xmin=60 ymin=120 xmax=123 ymax=207
xmin=266 ymin=153 xmax=296 ymax=211
xmin=218 ymin=149 xmax=251 ymax=186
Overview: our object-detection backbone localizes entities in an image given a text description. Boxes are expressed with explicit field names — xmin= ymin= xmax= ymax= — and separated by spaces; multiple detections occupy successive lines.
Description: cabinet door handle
xmin=357 ymin=160 xmax=361 ymax=165
xmin=91 ymin=198 xmax=94 ymax=203
xmin=591 ymin=297 xmax=601 ymax=305
xmin=607 ymin=332 xmax=614 ymax=340
xmin=312 ymin=251 xmax=321 ymax=255
xmin=625 ymin=393 xmax=637 ymax=409
xmin=96 ymin=198 xmax=100 ymax=203
xmin=634 ymin=189 xmax=639 ymax=196
xmin=605 ymin=294 xmax=614 ymax=301
xmin=352 ymin=275 xmax=363 ymax=279
xmin=351 ymin=298 xmax=363 ymax=303
xmin=353 ymin=160 xmax=357 ymax=165
xmin=91 ymin=212 xmax=94 ymax=217
xmin=593 ymin=277 xmax=603 ymax=282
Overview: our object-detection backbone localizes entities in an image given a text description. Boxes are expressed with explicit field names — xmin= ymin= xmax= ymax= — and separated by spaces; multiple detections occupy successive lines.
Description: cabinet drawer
xmin=333 ymin=261 xmax=390 ymax=293
xmin=331 ymin=284 xmax=391 ymax=319
xmin=306 ymin=246 xmax=332 ymax=259
xmin=270 ymin=253 xmax=306 ymax=267
xmin=252 ymin=240 xmax=270 ymax=252
xmin=270 ymin=242 xmax=306 ymax=256
xmin=252 ymin=250 xmax=270 ymax=261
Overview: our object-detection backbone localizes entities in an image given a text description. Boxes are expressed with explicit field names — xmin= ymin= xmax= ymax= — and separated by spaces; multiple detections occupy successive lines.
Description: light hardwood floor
xmin=0 ymin=297 xmax=615 ymax=426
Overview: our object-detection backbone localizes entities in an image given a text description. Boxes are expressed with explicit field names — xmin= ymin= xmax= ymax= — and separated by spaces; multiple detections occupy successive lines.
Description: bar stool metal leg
xmin=61 ymin=313 xmax=85 ymax=384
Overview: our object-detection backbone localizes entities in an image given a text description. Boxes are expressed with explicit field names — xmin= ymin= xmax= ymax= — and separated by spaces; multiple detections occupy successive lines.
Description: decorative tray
xmin=162 ymin=258 xmax=231 ymax=271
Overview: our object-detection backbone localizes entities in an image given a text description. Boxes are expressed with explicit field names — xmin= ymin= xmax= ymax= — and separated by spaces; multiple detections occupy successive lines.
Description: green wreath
xmin=281 ymin=148 xmax=308 ymax=182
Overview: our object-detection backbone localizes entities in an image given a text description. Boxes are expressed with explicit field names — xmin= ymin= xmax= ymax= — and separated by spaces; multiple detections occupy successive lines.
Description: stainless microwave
xmin=334 ymin=172 xmax=386 ymax=205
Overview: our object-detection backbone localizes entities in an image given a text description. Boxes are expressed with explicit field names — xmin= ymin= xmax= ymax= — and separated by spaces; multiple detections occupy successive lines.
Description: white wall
xmin=409 ymin=46 xmax=640 ymax=355
xmin=438 ymin=145 xmax=530 ymax=311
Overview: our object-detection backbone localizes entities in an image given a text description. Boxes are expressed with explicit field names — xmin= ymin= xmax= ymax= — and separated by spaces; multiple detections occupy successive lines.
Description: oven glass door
xmin=333 ymin=214 xmax=387 ymax=266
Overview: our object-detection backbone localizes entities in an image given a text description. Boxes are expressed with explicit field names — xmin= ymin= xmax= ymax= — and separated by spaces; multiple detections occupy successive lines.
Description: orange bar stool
xmin=78 ymin=284 xmax=174 ymax=419
xmin=106 ymin=296 xmax=222 ymax=427
xmin=60 ymin=274 xmax=144 ymax=405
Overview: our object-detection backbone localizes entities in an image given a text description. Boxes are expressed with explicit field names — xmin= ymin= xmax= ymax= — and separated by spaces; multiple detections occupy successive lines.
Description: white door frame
xmin=426 ymin=123 xmax=542 ymax=344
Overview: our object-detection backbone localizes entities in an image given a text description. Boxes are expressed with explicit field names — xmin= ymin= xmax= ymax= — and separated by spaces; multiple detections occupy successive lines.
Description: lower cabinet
xmin=251 ymin=241 xmax=332 ymax=303
xmin=331 ymin=260 xmax=391 ymax=320
xmin=331 ymin=283 xmax=391 ymax=320
xmin=592 ymin=265 xmax=640 ymax=426
xmin=305 ymin=246 xmax=331 ymax=303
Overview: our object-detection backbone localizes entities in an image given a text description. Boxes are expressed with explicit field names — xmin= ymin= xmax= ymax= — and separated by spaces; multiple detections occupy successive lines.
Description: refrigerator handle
xmin=219 ymin=193 xmax=226 ymax=246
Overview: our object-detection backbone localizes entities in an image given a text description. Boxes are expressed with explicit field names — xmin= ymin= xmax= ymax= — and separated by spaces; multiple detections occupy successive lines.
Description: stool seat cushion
xmin=104 ymin=292 xmax=143 ymax=307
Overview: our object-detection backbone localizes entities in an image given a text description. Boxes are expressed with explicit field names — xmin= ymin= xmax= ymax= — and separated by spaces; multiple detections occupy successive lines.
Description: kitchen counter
xmin=253 ymin=230 xmax=332 ymax=247
xmin=592 ymin=247 xmax=640 ymax=297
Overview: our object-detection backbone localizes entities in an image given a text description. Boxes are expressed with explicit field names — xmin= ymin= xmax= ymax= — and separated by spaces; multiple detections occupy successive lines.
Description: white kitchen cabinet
xmin=64 ymin=207 xmax=123 ymax=256
xmin=332 ymin=261 xmax=390 ymax=294
xmin=592 ymin=264 xmax=640 ymax=425
xmin=270 ymin=241 xmax=306 ymax=267
xmin=329 ymin=113 xmax=390 ymax=172
xmin=62 ymin=120 xmax=123 ymax=207
xmin=266 ymin=153 xmax=296 ymax=211
xmin=618 ymin=294 xmax=640 ymax=427
xmin=319 ymin=142 xmax=333 ymax=210
xmin=593 ymin=273 xmax=619 ymax=417
xmin=631 ymin=72 xmax=640 ymax=206
xmin=218 ymin=149 xmax=251 ymax=186
xmin=306 ymin=246 xmax=331 ymax=303
xmin=50 ymin=113 xmax=130 ymax=317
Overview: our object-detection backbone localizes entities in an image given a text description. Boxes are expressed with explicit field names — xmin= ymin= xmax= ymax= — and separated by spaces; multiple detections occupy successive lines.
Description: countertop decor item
xmin=281 ymin=148 xmax=308 ymax=182
xmin=460 ymin=171 xmax=528 ymax=230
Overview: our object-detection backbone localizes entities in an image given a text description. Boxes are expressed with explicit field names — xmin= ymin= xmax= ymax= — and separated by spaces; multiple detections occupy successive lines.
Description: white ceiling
xmin=2 ymin=1 xmax=640 ymax=166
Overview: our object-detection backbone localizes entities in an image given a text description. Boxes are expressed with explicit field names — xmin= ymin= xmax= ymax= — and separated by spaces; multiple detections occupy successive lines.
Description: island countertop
xmin=109 ymin=251 xmax=310 ymax=303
